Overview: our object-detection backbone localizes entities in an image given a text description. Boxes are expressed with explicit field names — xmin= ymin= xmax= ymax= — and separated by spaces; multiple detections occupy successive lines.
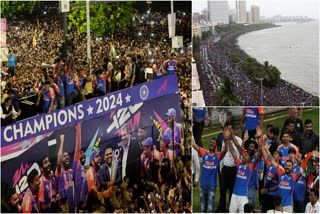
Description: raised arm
xmin=74 ymin=123 xmax=81 ymax=161
xmin=219 ymin=140 xmax=229 ymax=160
xmin=192 ymin=137 xmax=200 ymax=152
xmin=56 ymin=135 xmax=65 ymax=174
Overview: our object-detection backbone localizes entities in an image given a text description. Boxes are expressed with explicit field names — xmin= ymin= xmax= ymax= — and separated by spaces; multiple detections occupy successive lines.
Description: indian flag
xmin=110 ymin=43 xmax=118 ymax=58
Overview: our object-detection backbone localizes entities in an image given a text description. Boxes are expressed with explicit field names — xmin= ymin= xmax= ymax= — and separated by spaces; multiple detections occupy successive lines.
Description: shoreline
xmin=217 ymin=23 xmax=318 ymax=106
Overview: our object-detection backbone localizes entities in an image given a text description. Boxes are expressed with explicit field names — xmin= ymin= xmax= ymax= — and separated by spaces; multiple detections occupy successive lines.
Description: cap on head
xmin=160 ymin=133 xmax=171 ymax=145
xmin=142 ymin=137 xmax=153 ymax=148
xmin=165 ymin=108 xmax=176 ymax=117
xmin=90 ymin=149 xmax=101 ymax=161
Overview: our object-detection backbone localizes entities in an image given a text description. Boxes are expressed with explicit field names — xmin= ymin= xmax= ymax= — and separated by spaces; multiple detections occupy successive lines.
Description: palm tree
xmin=215 ymin=76 xmax=240 ymax=106
xmin=262 ymin=61 xmax=281 ymax=87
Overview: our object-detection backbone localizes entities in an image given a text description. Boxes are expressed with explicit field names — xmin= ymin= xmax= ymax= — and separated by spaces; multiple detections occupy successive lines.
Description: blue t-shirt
xmin=58 ymin=168 xmax=74 ymax=211
xmin=233 ymin=158 xmax=254 ymax=196
xmin=199 ymin=148 xmax=220 ymax=187
xmin=278 ymin=173 xmax=296 ymax=206
xmin=293 ymin=176 xmax=306 ymax=201
xmin=73 ymin=160 xmax=86 ymax=206
xmin=278 ymin=144 xmax=299 ymax=166
xmin=94 ymin=78 xmax=106 ymax=94
xmin=55 ymin=76 xmax=65 ymax=97
xmin=292 ymin=163 xmax=300 ymax=175
xmin=166 ymin=60 xmax=176 ymax=75
xmin=7 ymin=54 xmax=17 ymax=67
xmin=193 ymin=107 xmax=206 ymax=121
xmin=265 ymin=159 xmax=281 ymax=196
xmin=63 ymin=74 xmax=76 ymax=95
xmin=249 ymin=154 xmax=259 ymax=189
xmin=243 ymin=107 xmax=263 ymax=131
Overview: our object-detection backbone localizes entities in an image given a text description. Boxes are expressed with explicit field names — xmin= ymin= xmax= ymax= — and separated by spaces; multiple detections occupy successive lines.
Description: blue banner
xmin=1 ymin=76 xmax=181 ymax=197
xmin=1 ymin=75 xmax=179 ymax=145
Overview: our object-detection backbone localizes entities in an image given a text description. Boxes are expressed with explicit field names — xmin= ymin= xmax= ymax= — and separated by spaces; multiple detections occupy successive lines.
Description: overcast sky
xmin=193 ymin=0 xmax=319 ymax=19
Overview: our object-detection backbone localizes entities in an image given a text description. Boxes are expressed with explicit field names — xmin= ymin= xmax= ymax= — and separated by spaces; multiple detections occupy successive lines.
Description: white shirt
xmin=220 ymin=135 xmax=242 ymax=168
xmin=0 ymin=104 xmax=17 ymax=119
xmin=305 ymin=201 xmax=320 ymax=213
xmin=192 ymin=147 xmax=200 ymax=182
xmin=267 ymin=210 xmax=289 ymax=213
xmin=121 ymin=140 xmax=131 ymax=180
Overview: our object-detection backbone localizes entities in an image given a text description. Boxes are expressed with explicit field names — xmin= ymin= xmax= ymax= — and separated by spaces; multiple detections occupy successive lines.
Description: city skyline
xmin=193 ymin=0 xmax=319 ymax=19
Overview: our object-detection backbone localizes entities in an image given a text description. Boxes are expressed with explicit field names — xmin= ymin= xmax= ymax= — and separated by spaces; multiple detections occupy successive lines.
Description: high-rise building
xmin=246 ymin=11 xmax=252 ymax=23
xmin=251 ymin=5 xmax=260 ymax=24
xmin=208 ymin=0 xmax=229 ymax=25
xmin=236 ymin=0 xmax=246 ymax=23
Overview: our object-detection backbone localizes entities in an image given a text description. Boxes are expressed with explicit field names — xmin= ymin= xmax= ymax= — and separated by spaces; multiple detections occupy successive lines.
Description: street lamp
xmin=255 ymin=77 xmax=264 ymax=106
xmin=248 ymin=80 xmax=251 ymax=104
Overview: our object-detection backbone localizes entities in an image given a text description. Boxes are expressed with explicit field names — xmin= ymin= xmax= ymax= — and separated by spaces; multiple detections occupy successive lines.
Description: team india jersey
xmin=243 ymin=107 xmax=264 ymax=131
xmin=73 ymin=160 xmax=86 ymax=207
xmin=57 ymin=168 xmax=74 ymax=211
xmin=293 ymin=176 xmax=306 ymax=202
xmin=275 ymin=165 xmax=298 ymax=206
xmin=93 ymin=78 xmax=106 ymax=94
xmin=265 ymin=159 xmax=282 ymax=196
xmin=277 ymin=144 xmax=299 ymax=166
xmin=199 ymin=147 xmax=221 ymax=187
xmin=38 ymin=175 xmax=56 ymax=212
xmin=233 ymin=158 xmax=254 ymax=196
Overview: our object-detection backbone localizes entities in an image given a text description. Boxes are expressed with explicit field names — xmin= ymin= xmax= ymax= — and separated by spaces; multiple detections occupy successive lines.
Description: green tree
xmin=215 ymin=76 xmax=240 ymax=106
xmin=68 ymin=1 xmax=134 ymax=36
xmin=261 ymin=61 xmax=281 ymax=87
xmin=201 ymin=31 xmax=212 ymax=40
xmin=1 ymin=0 xmax=39 ymax=18
xmin=227 ymin=53 xmax=241 ymax=65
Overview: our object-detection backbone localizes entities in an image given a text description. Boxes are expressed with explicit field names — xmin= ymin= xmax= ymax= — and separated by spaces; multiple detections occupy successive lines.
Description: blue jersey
xmin=38 ymin=175 xmax=56 ymax=212
xmin=265 ymin=159 xmax=281 ymax=195
xmin=73 ymin=160 xmax=86 ymax=206
xmin=164 ymin=123 xmax=182 ymax=156
xmin=293 ymin=176 xmax=306 ymax=201
xmin=78 ymin=76 xmax=85 ymax=90
xmin=41 ymin=87 xmax=54 ymax=112
xmin=249 ymin=154 xmax=259 ymax=189
xmin=277 ymin=144 xmax=299 ymax=166
xmin=193 ymin=107 xmax=206 ymax=121
xmin=94 ymin=78 xmax=106 ymax=94
xmin=165 ymin=60 xmax=176 ymax=75
xmin=55 ymin=76 xmax=65 ymax=97
xmin=57 ymin=168 xmax=74 ymax=211
xmin=233 ymin=158 xmax=254 ymax=196
xmin=63 ymin=73 xmax=76 ymax=95
xmin=278 ymin=172 xmax=298 ymax=206
xmin=199 ymin=147 xmax=220 ymax=187
xmin=243 ymin=107 xmax=264 ymax=131
xmin=292 ymin=163 xmax=300 ymax=175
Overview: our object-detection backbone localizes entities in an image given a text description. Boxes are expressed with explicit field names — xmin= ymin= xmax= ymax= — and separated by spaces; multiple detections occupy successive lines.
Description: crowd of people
xmin=1 ymin=2 xmax=192 ymax=125
xmin=197 ymin=35 xmax=318 ymax=106
xmin=193 ymin=107 xmax=319 ymax=213
xmin=2 ymin=121 xmax=192 ymax=213
xmin=1 ymin=2 xmax=193 ymax=213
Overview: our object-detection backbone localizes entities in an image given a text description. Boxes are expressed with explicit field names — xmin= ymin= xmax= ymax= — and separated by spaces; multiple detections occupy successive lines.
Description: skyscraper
xmin=251 ymin=5 xmax=260 ymax=24
xmin=208 ymin=0 xmax=229 ymax=25
xmin=236 ymin=0 xmax=246 ymax=23
xmin=246 ymin=11 xmax=252 ymax=23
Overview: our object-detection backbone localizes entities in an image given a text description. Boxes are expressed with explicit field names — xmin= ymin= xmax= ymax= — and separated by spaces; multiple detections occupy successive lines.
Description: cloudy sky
xmin=192 ymin=0 xmax=319 ymax=19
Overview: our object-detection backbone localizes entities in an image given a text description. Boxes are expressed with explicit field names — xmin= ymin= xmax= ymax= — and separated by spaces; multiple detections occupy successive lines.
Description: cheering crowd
xmin=1 ymin=2 xmax=192 ymax=125
xmin=193 ymin=107 xmax=319 ymax=213
xmin=198 ymin=35 xmax=317 ymax=106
